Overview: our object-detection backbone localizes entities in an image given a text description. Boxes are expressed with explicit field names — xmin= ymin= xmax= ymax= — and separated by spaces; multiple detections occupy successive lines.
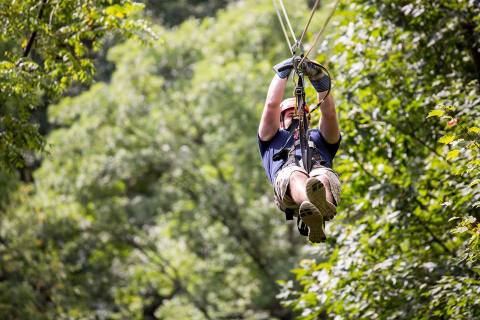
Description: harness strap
xmin=272 ymin=118 xmax=299 ymax=162
xmin=284 ymin=210 xmax=308 ymax=237
xmin=275 ymin=128 xmax=328 ymax=170
xmin=285 ymin=208 xmax=294 ymax=220
xmin=297 ymin=218 xmax=309 ymax=236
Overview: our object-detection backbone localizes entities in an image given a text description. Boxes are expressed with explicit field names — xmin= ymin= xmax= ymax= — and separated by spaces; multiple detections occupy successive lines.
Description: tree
xmin=0 ymin=0 xmax=152 ymax=171
xmin=140 ymin=0 xmax=234 ymax=27
xmin=279 ymin=0 xmax=480 ymax=318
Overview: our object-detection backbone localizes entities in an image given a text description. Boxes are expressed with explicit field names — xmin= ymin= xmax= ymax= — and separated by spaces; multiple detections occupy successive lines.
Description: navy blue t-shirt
xmin=258 ymin=128 xmax=340 ymax=183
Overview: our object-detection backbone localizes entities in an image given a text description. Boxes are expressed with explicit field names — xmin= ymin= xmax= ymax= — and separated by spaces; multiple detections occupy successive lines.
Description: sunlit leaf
xmin=427 ymin=110 xmax=445 ymax=118
xmin=438 ymin=135 xmax=456 ymax=144
xmin=446 ymin=149 xmax=460 ymax=160
xmin=470 ymin=179 xmax=480 ymax=188
xmin=467 ymin=127 xmax=480 ymax=134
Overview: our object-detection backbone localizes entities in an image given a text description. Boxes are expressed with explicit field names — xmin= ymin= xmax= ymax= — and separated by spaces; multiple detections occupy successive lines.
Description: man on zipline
xmin=258 ymin=58 xmax=341 ymax=243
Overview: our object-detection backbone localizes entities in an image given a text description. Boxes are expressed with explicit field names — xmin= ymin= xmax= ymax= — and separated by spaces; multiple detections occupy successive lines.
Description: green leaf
xmin=469 ymin=159 xmax=480 ymax=166
xmin=427 ymin=110 xmax=445 ymax=118
xmin=438 ymin=135 xmax=456 ymax=144
xmin=446 ymin=149 xmax=460 ymax=160
xmin=105 ymin=5 xmax=126 ymax=19
xmin=467 ymin=127 xmax=480 ymax=134
xmin=473 ymin=266 xmax=480 ymax=275
xmin=124 ymin=3 xmax=145 ymax=14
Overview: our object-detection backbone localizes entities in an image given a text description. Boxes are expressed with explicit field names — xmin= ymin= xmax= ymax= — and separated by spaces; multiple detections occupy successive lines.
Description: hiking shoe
xmin=306 ymin=177 xmax=336 ymax=221
xmin=299 ymin=201 xmax=326 ymax=243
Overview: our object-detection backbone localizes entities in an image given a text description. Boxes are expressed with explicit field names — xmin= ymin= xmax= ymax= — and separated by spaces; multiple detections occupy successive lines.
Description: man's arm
xmin=318 ymin=93 xmax=340 ymax=144
xmin=301 ymin=58 xmax=340 ymax=144
xmin=258 ymin=75 xmax=288 ymax=141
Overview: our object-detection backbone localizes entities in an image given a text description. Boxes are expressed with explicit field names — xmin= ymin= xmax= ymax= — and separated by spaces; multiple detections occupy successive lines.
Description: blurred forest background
xmin=0 ymin=0 xmax=479 ymax=319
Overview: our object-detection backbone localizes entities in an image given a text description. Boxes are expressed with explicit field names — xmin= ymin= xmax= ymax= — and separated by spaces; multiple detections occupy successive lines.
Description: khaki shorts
xmin=273 ymin=164 xmax=341 ymax=214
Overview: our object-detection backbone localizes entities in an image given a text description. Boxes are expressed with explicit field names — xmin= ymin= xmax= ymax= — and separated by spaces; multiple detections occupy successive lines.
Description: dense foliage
xmin=141 ymin=0 xmax=233 ymax=27
xmin=0 ymin=0 xmax=151 ymax=170
xmin=279 ymin=0 xmax=480 ymax=318
xmin=1 ymin=0 xmax=479 ymax=319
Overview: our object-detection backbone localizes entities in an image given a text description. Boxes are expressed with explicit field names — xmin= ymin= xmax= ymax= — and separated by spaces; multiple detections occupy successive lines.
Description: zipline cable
xmin=273 ymin=0 xmax=293 ymax=54
xmin=298 ymin=0 xmax=321 ymax=50
xmin=300 ymin=0 xmax=341 ymax=66
xmin=277 ymin=0 xmax=297 ymax=44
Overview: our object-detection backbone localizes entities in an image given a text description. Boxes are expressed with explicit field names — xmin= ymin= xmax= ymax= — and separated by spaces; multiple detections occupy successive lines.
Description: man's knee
xmin=289 ymin=170 xmax=309 ymax=184
xmin=287 ymin=170 xmax=308 ymax=198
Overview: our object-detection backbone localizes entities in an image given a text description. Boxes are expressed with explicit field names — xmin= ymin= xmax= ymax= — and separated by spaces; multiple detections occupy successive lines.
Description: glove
xmin=273 ymin=57 xmax=294 ymax=79
xmin=302 ymin=59 xmax=331 ymax=93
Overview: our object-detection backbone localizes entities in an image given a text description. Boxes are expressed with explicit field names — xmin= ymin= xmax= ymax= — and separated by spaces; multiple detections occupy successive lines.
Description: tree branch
xmin=462 ymin=21 xmax=480 ymax=85
xmin=23 ymin=0 xmax=48 ymax=58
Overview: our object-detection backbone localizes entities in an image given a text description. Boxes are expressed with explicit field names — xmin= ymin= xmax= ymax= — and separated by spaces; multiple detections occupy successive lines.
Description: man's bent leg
xmin=288 ymin=171 xmax=309 ymax=205
xmin=310 ymin=166 xmax=341 ymax=205
xmin=288 ymin=172 xmax=328 ymax=242
xmin=273 ymin=165 xmax=327 ymax=243
xmin=273 ymin=165 xmax=308 ymax=213
xmin=306 ymin=177 xmax=336 ymax=221
xmin=299 ymin=201 xmax=326 ymax=243
xmin=308 ymin=166 xmax=342 ymax=220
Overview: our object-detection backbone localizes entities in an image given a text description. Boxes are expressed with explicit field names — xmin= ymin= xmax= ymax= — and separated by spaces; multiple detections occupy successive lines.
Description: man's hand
xmin=302 ymin=59 xmax=331 ymax=93
xmin=273 ymin=57 xmax=295 ymax=79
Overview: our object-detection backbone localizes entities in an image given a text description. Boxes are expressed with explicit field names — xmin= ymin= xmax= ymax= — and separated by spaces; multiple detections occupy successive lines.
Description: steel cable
xmin=298 ymin=0 xmax=321 ymax=49
xmin=277 ymin=0 xmax=297 ymax=43
xmin=273 ymin=0 xmax=293 ymax=53
xmin=300 ymin=0 xmax=341 ymax=66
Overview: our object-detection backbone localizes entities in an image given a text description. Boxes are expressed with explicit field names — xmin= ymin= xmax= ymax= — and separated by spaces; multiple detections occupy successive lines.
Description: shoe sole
xmin=299 ymin=201 xmax=326 ymax=243
xmin=306 ymin=177 xmax=336 ymax=221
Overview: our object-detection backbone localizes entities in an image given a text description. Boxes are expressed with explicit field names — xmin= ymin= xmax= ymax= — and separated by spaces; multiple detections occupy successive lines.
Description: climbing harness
xmin=271 ymin=0 xmax=339 ymax=233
